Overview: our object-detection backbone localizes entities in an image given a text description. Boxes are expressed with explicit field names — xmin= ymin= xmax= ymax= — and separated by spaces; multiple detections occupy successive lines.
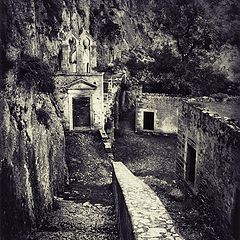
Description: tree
xmin=113 ymin=0 xmax=240 ymax=96
xmin=203 ymin=0 xmax=240 ymax=49
xmin=124 ymin=45 xmax=239 ymax=96
xmin=155 ymin=0 xmax=212 ymax=62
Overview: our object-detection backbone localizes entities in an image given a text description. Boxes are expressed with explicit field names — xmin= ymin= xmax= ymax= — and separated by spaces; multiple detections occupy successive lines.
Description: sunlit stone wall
xmin=135 ymin=93 xmax=182 ymax=134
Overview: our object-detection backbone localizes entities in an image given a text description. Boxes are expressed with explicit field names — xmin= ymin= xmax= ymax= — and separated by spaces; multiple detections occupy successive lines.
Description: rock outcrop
xmin=0 ymin=88 xmax=68 ymax=237
xmin=2 ymin=0 xmax=239 ymax=77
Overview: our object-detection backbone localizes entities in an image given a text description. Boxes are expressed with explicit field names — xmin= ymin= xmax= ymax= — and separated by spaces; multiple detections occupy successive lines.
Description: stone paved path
xmin=22 ymin=132 xmax=119 ymax=240
xmin=113 ymin=161 xmax=184 ymax=240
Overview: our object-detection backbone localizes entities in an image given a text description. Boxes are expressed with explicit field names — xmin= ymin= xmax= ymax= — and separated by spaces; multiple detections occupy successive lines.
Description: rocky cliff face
xmin=0 ymin=87 xmax=68 ymax=236
xmin=2 ymin=0 xmax=239 ymax=77
xmin=89 ymin=0 xmax=161 ymax=67
xmin=0 ymin=0 xmax=73 ymax=236
xmin=1 ymin=0 xmax=91 ymax=73
xmin=90 ymin=0 xmax=240 ymax=79
xmin=1 ymin=0 xmax=165 ymax=72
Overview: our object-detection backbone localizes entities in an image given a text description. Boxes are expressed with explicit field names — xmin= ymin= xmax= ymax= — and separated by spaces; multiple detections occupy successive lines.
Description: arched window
xmin=68 ymin=37 xmax=77 ymax=72
xmin=83 ymin=38 xmax=90 ymax=50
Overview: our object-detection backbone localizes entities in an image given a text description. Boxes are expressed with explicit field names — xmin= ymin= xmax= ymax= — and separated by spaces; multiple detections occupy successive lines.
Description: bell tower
xmin=60 ymin=29 xmax=97 ymax=74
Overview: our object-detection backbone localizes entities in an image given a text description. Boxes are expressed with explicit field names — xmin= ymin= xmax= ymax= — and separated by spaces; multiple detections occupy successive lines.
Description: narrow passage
xmin=27 ymin=132 xmax=118 ymax=240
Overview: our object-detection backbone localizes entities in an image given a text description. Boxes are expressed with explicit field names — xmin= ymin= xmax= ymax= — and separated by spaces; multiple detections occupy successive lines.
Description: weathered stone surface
xmin=65 ymin=132 xmax=112 ymax=186
xmin=135 ymin=93 xmax=182 ymax=134
xmin=20 ymin=132 xmax=118 ymax=240
xmin=112 ymin=161 xmax=184 ymax=240
xmin=0 ymin=89 xmax=68 ymax=237
xmin=55 ymin=73 xmax=105 ymax=130
xmin=168 ymin=188 xmax=185 ymax=202
xmin=177 ymin=97 xmax=240 ymax=240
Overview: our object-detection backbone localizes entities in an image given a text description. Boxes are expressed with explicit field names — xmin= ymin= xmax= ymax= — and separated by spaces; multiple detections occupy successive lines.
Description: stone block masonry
xmin=135 ymin=93 xmax=182 ymax=134
xmin=112 ymin=161 xmax=184 ymax=240
xmin=177 ymin=98 xmax=240 ymax=240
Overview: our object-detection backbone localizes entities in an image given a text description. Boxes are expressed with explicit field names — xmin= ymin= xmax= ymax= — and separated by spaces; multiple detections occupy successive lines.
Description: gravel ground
xmin=17 ymin=131 xmax=119 ymax=240
xmin=112 ymin=113 xmax=224 ymax=240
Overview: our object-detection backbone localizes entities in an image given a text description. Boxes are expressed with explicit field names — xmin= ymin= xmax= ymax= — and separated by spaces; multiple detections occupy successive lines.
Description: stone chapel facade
xmin=55 ymin=29 xmax=104 ymax=130
xmin=55 ymin=29 xmax=123 ymax=131
xmin=60 ymin=30 xmax=97 ymax=73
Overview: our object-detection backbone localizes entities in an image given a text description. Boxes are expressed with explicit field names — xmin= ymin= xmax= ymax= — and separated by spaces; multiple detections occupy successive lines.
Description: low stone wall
xmin=135 ymin=93 xmax=182 ymax=134
xmin=112 ymin=161 xmax=184 ymax=240
xmin=177 ymin=98 xmax=240 ymax=239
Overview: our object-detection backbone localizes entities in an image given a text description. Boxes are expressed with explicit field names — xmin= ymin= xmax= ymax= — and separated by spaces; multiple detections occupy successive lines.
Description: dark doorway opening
xmin=143 ymin=112 xmax=154 ymax=130
xmin=86 ymin=63 xmax=90 ymax=73
xmin=186 ymin=143 xmax=196 ymax=185
xmin=73 ymin=97 xmax=90 ymax=128
xmin=232 ymin=188 xmax=240 ymax=240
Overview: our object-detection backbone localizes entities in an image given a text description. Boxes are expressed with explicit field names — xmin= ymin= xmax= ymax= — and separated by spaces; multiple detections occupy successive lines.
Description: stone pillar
xmin=61 ymin=45 xmax=69 ymax=72
xmin=76 ymin=45 xmax=82 ymax=73
xmin=91 ymin=45 xmax=97 ymax=69
xmin=78 ymin=45 xmax=84 ymax=73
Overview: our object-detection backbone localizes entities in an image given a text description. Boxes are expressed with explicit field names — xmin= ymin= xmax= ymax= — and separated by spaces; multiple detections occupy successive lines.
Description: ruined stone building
xmin=135 ymin=87 xmax=182 ymax=134
xmin=176 ymin=98 xmax=240 ymax=239
xmin=135 ymin=91 xmax=240 ymax=239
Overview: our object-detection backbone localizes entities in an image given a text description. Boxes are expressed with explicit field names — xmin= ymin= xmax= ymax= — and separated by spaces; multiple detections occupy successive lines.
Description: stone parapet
xmin=112 ymin=161 xmax=184 ymax=240
xmin=177 ymin=97 xmax=240 ymax=239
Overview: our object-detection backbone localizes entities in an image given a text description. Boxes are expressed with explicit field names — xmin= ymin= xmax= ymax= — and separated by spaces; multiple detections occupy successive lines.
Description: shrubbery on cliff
xmin=17 ymin=54 xmax=55 ymax=93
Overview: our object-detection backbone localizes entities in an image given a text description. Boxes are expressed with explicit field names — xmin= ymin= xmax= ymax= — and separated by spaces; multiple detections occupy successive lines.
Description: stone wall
xmin=0 ymin=89 xmax=68 ymax=238
xmin=176 ymin=99 xmax=240 ymax=239
xmin=135 ymin=93 xmax=182 ymax=134
xmin=103 ymin=73 xmax=123 ymax=127
xmin=112 ymin=161 xmax=183 ymax=240
xmin=112 ymin=169 xmax=134 ymax=240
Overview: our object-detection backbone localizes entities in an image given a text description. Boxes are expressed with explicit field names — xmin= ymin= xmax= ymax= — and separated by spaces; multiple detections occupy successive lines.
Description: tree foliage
xmin=125 ymin=46 xmax=239 ymax=96
xmin=204 ymin=0 xmax=240 ymax=48
xmin=120 ymin=0 xmax=240 ymax=96
xmin=155 ymin=0 xmax=212 ymax=62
